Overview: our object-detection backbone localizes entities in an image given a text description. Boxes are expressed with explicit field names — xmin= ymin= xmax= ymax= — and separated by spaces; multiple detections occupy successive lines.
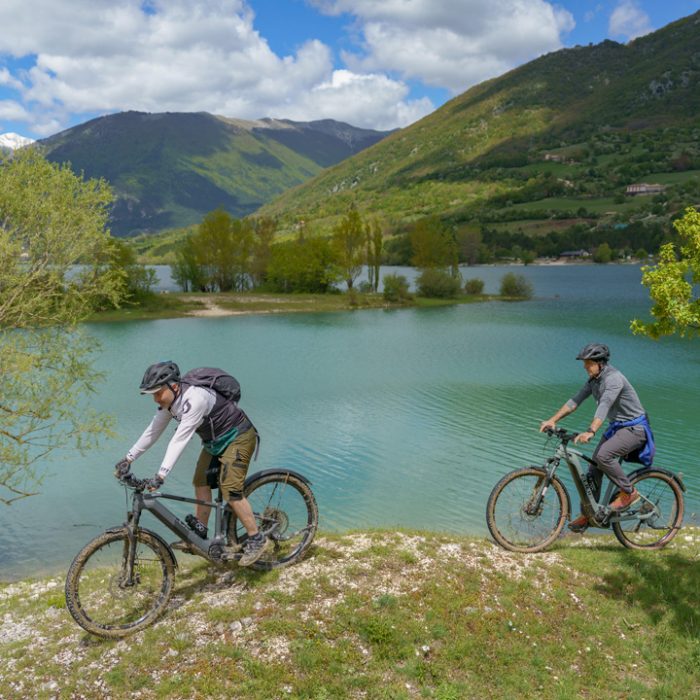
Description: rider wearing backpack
xmin=114 ymin=361 xmax=268 ymax=566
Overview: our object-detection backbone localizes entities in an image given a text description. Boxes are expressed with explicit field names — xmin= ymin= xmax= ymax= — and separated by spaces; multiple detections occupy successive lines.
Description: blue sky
xmin=0 ymin=0 xmax=698 ymax=139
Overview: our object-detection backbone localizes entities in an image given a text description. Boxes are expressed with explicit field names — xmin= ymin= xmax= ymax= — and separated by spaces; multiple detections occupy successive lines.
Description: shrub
xmin=499 ymin=272 xmax=533 ymax=299
xmin=416 ymin=269 xmax=461 ymax=298
xmin=382 ymin=274 xmax=412 ymax=303
xmin=358 ymin=281 xmax=373 ymax=294
xmin=464 ymin=278 xmax=485 ymax=295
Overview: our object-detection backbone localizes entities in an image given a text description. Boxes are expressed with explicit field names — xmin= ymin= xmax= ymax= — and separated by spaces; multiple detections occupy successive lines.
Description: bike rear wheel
xmin=486 ymin=468 xmax=568 ymax=553
xmin=65 ymin=528 xmax=175 ymax=638
xmin=228 ymin=471 xmax=318 ymax=570
xmin=612 ymin=471 xmax=684 ymax=550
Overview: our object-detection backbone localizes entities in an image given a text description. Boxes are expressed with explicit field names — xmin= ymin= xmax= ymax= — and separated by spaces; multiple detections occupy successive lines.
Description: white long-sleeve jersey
xmin=126 ymin=385 xmax=216 ymax=480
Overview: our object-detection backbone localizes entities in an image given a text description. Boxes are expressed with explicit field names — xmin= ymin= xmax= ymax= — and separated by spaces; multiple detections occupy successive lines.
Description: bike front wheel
xmin=486 ymin=468 xmax=569 ymax=553
xmin=65 ymin=528 xmax=175 ymax=638
xmin=228 ymin=471 xmax=318 ymax=570
xmin=612 ymin=471 xmax=684 ymax=550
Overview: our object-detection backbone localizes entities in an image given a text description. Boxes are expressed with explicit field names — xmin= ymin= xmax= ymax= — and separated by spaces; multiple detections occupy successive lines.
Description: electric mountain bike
xmin=65 ymin=468 xmax=318 ymax=638
xmin=486 ymin=427 xmax=684 ymax=553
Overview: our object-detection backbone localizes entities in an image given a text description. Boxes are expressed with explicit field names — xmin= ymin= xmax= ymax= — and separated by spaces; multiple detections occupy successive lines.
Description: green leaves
xmin=632 ymin=207 xmax=700 ymax=339
xmin=0 ymin=149 xmax=117 ymax=502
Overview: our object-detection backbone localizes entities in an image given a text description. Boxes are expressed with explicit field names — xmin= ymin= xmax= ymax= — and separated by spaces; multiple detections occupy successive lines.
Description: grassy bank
xmin=88 ymin=291 xmax=498 ymax=323
xmin=1 ymin=528 xmax=698 ymax=699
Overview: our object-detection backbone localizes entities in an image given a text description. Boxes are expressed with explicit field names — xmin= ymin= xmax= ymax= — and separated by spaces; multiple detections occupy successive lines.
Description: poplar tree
xmin=366 ymin=219 xmax=383 ymax=293
xmin=332 ymin=207 xmax=365 ymax=290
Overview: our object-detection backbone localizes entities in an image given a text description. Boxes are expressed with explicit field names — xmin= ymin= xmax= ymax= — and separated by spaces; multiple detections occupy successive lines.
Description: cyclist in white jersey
xmin=114 ymin=361 xmax=269 ymax=566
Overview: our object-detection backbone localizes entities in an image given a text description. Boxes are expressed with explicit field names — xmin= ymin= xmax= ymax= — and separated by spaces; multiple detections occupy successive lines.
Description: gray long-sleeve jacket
xmin=566 ymin=364 xmax=645 ymax=423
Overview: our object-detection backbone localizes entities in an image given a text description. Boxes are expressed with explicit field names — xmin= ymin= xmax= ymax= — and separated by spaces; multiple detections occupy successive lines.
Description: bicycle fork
xmin=119 ymin=506 xmax=143 ymax=587
xmin=524 ymin=459 xmax=559 ymax=516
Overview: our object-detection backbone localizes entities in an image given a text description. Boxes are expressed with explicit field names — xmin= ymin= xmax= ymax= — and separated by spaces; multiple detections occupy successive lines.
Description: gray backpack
xmin=181 ymin=367 xmax=241 ymax=403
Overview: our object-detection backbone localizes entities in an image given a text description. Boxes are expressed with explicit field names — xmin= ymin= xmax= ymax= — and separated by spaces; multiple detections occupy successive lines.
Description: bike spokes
xmin=230 ymin=473 xmax=318 ymax=569
xmin=612 ymin=472 xmax=683 ymax=549
xmin=66 ymin=530 xmax=174 ymax=636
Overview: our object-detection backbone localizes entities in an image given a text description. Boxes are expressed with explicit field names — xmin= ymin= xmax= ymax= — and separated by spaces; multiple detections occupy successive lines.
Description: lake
xmin=1 ymin=264 xmax=698 ymax=581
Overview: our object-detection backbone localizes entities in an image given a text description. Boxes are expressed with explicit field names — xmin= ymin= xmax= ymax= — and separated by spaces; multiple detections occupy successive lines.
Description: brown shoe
xmin=609 ymin=488 xmax=640 ymax=512
xmin=567 ymin=514 xmax=589 ymax=533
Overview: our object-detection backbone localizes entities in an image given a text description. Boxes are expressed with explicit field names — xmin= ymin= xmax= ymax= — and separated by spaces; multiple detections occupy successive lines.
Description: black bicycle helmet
xmin=139 ymin=361 xmax=181 ymax=394
xmin=575 ymin=343 xmax=610 ymax=363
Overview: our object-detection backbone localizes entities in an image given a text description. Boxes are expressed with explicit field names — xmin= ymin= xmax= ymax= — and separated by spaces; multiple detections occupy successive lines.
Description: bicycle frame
xmin=535 ymin=435 xmax=661 ymax=528
xmin=119 ymin=489 xmax=239 ymax=583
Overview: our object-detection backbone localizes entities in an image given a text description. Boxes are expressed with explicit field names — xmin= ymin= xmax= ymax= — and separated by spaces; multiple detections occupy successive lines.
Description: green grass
xmin=1 ymin=528 xmax=698 ymax=699
xmin=87 ymin=290 xmax=500 ymax=322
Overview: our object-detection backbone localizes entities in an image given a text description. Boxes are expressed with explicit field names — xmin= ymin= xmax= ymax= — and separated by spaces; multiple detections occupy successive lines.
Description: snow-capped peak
xmin=0 ymin=132 xmax=35 ymax=150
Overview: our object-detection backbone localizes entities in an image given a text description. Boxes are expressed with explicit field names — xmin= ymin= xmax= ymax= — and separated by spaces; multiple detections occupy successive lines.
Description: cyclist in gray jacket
xmin=540 ymin=343 xmax=654 ymax=533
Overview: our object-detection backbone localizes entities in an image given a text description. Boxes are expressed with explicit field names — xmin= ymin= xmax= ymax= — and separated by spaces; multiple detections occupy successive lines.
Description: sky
xmin=0 ymin=0 xmax=698 ymax=139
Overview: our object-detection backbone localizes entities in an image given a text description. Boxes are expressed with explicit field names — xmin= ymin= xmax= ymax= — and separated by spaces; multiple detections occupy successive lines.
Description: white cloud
xmin=278 ymin=69 xmax=434 ymax=131
xmin=312 ymin=0 xmax=575 ymax=93
xmin=0 ymin=100 xmax=30 ymax=121
xmin=0 ymin=0 xmax=576 ymax=135
xmin=609 ymin=1 xmax=653 ymax=41
xmin=0 ymin=0 xmax=431 ymax=133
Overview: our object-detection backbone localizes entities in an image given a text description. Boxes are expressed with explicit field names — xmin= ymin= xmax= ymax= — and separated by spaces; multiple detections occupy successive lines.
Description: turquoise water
xmin=2 ymin=264 xmax=699 ymax=580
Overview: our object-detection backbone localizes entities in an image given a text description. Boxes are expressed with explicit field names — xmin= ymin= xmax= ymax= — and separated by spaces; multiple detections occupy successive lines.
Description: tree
xmin=171 ymin=209 xmax=254 ymax=292
xmin=366 ymin=218 xmax=383 ymax=293
xmin=382 ymin=274 xmax=412 ymax=303
xmin=0 ymin=149 xmax=120 ymax=503
xmin=267 ymin=235 xmax=340 ymax=293
xmin=250 ymin=216 xmax=277 ymax=287
xmin=94 ymin=238 xmax=157 ymax=309
xmin=632 ymin=207 xmax=700 ymax=338
xmin=416 ymin=269 xmax=461 ymax=298
xmin=197 ymin=209 xmax=253 ymax=291
xmin=456 ymin=225 xmax=482 ymax=266
xmin=410 ymin=216 xmax=458 ymax=273
xmin=332 ymin=207 xmax=365 ymax=290
xmin=172 ymin=233 xmax=208 ymax=292
xmin=499 ymin=273 xmax=533 ymax=299
xmin=593 ymin=242 xmax=612 ymax=263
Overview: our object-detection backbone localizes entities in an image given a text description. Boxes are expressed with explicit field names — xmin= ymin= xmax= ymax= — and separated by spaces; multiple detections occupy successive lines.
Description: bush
xmin=464 ymin=278 xmax=485 ymax=295
xmin=499 ymin=272 xmax=533 ymax=299
xmin=382 ymin=274 xmax=412 ymax=303
xmin=357 ymin=281 xmax=373 ymax=294
xmin=416 ymin=269 xmax=461 ymax=298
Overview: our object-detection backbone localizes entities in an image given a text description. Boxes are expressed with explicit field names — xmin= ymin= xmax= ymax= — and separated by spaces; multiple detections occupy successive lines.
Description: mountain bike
xmin=65 ymin=468 xmax=318 ymax=638
xmin=485 ymin=427 xmax=684 ymax=553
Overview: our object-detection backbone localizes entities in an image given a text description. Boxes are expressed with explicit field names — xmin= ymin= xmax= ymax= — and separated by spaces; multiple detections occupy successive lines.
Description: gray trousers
xmin=585 ymin=426 xmax=646 ymax=504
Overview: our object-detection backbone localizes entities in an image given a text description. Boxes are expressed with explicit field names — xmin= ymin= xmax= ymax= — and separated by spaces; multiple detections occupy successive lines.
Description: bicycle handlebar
xmin=543 ymin=426 xmax=580 ymax=442
xmin=118 ymin=472 xmax=148 ymax=492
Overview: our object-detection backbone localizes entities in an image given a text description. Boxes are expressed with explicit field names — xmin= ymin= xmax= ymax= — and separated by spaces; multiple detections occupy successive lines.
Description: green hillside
xmin=258 ymin=11 xmax=700 ymax=242
xmin=38 ymin=112 xmax=390 ymax=235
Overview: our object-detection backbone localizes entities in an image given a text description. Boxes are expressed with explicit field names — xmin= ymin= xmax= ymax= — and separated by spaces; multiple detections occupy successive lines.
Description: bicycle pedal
xmin=219 ymin=546 xmax=243 ymax=562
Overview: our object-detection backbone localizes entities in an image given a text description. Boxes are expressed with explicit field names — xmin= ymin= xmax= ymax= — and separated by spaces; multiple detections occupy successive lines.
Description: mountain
xmin=38 ymin=112 xmax=391 ymax=235
xmin=0 ymin=133 xmax=35 ymax=152
xmin=258 ymin=11 xmax=700 ymax=238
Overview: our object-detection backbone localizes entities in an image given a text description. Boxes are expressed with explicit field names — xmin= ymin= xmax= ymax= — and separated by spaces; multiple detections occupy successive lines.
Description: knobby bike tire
xmin=227 ymin=471 xmax=318 ymax=570
xmin=612 ymin=470 xmax=684 ymax=550
xmin=486 ymin=467 xmax=569 ymax=553
xmin=65 ymin=528 xmax=175 ymax=638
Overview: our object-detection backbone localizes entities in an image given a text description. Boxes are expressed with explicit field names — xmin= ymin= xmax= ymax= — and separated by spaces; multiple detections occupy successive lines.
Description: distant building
xmin=626 ymin=183 xmax=666 ymax=196
xmin=559 ymin=250 xmax=591 ymax=259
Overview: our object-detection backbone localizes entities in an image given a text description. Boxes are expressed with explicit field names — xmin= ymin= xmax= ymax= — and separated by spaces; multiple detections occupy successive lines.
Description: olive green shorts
xmin=193 ymin=428 xmax=257 ymax=500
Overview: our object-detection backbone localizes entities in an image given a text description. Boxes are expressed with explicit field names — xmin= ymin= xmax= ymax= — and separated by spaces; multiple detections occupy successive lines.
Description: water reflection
xmin=1 ymin=264 xmax=699 ymax=580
